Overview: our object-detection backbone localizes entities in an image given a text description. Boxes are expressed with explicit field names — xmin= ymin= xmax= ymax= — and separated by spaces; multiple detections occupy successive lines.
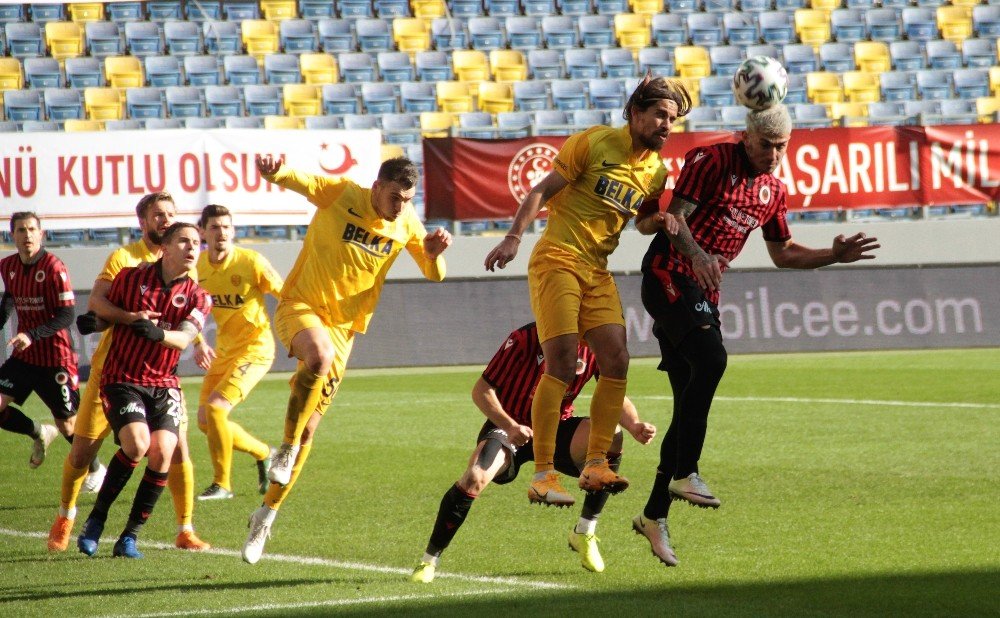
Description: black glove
xmin=129 ymin=318 xmax=165 ymax=342
xmin=76 ymin=311 xmax=98 ymax=335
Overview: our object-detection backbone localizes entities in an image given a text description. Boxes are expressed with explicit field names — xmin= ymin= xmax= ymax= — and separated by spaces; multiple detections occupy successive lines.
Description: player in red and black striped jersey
xmin=631 ymin=105 xmax=879 ymax=566
xmin=76 ymin=223 xmax=212 ymax=559
xmin=410 ymin=323 xmax=656 ymax=581
xmin=0 ymin=212 xmax=78 ymax=469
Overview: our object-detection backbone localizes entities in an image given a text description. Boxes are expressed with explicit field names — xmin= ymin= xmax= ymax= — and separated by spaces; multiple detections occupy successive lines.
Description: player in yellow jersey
xmin=47 ymin=192 xmax=213 ymax=552
xmin=484 ymin=75 xmax=691 ymax=506
xmin=241 ymin=155 xmax=452 ymax=564
xmin=195 ymin=204 xmax=283 ymax=500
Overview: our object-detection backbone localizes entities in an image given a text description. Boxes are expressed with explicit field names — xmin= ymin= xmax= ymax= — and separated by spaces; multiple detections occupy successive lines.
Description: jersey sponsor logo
xmin=593 ymin=176 xmax=645 ymax=214
xmin=34 ymin=270 xmax=45 ymax=282
xmin=0 ymin=378 xmax=13 ymax=389
xmin=120 ymin=401 xmax=145 ymax=416
xmin=211 ymin=293 xmax=246 ymax=309
xmin=723 ymin=205 xmax=761 ymax=234
xmin=508 ymin=143 xmax=559 ymax=203
xmin=171 ymin=293 xmax=187 ymax=308
xmin=230 ymin=274 xmax=242 ymax=287
xmin=694 ymin=301 xmax=713 ymax=314
xmin=341 ymin=223 xmax=394 ymax=257
xmin=759 ymin=185 xmax=771 ymax=204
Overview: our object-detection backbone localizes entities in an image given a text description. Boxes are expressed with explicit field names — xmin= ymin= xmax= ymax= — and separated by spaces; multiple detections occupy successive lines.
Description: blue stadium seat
xmin=925 ymin=40 xmax=962 ymax=70
xmin=378 ymin=51 xmax=416 ymax=82
xmin=889 ymin=40 xmax=925 ymax=71
xmin=831 ymin=8 xmax=867 ymax=43
xmin=224 ymin=55 xmax=261 ymax=85
xmin=485 ymin=0 xmax=519 ymax=17
xmin=264 ymin=54 xmax=302 ymax=84
xmin=450 ymin=0 xmax=485 ymax=17
xmin=639 ymin=47 xmax=675 ymax=77
xmin=338 ymin=52 xmax=377 ymax=82
xmin=415 ymin=50 xmax=452 ymax=81
xmin=126 ymin=87 xmax=166 ymax=118
xmin=972 ymin=5 xmax=1000 ymax=38
xmin=141 ymin=118 xmax=181 ymax=129
xmin=362 ymin=82 xmax=399 ymax=113
xmin=430 ymin=18 xmax=468 ymax=51
xmin=723 ymin=12 xmax=758 ymax=46
xmin=400 ymin=81 xmax=437 ymax=112
xmin=534 ymin=109 xmax=572 ymax=135
xmin=24 ymin=58 xmax=63 ymax=89
xmin=790 ymin=103 xmax=831 ymax=127
xmin=700 ymin=75 xmax=735 ymax=107
xmin=125 ymin=22 xmax=164 ymax=57
xmin=916 ymin=69 xmax=953 ymax=100
xmin=300 ymin=0 xmax=336 ymax=19
xmin=185 ymin=55 xmax=222 ymax=86
xmin=204 ymin=22 xmax=241 ymax=55
xmin=687 ymin=13 xmax=724 ymax=46
xmin=29 ymin=3 xmax=66 ymax=25
xmin=845 ymin=0 xmax=874 ymax=7
xmin=22 ymin=120 xmax=61 ymax=132
xmin=45 ymin=230 xmax=86 ymax=245
xmin=44 ymin=88 xmax=84 ymax=121
xmin=318 ymin=19 xmax=356 ymax=53
xmin=579 ymin=15 xmax=615 ymax=48
xmin=867 ymin=101 xmax=905 ymax=126
xmin=867 ymin=8 xmax=902 ymax=42
xmin=710 ymin=46 xmax=743 ymax=76
xmin=497 ymin=111 xmax=531 ymax=137
xmin=513 ymin=80 xmax=550 ymax=110
xmin=669 ymin=0 xmax=701 ymax=14
xmin=558 ymin=0 xmax=592 ymax=16
xmin=5 ymin=23 xmax=44 ymax=59
xmin=879 ymin=70 xmax=916 ymax=101
xmin=785 ymin=72 xmax=808 ymax=103
xmin=572 ymin=108 xmax=608 ymax=127
xmin=322 ymin=83 xmax=361 ymax=113
xmin=0 ymin=3 xmax=24 ymax=24
xmin=523 ymin=0 xmax=556 ymax=16
xmin=784 ymin=43 xmax=819 ymax=73
xmin=903 ymin=99 xmax=942 ymax=124
xmin=527 ymin=49 xmax=562 ymax=79
xmin=507 ymin=17 xmax=543 ymax=50
xmin=106 ymin=119 xmax=144 ymax=131
xmin=187 ymin=1 xmax=222 ymax=21
xmin=685 ymin=106 xmax=723 ymax=130
xmin=185 ymin=117 xmax=224 ymax=128
xmin=962 ymin=38 xmax=996 ymax=68
xmin=145 ymin=55 xmax=183 ymax=87
xmin=938 ymin=97 xmax=977 ymax=122
xmin=565 ymin=48 xmax=601 ymax=79
xmin=166 ymin=86 xmax=205 ymax=117
xmin=819 ymin=42 xmax=854 ymax=73
xmin=588 ymin=78 xmax=625 ymax=109
xmin=953 ymin=68 xmax=990 ymax=99
xmin=226 ymin=116 xmax=264 ymax=128
xmin=206 ymin=85 xmax=244 ymax=116
xmin=343 ymin=113 xmax=379 ymax=129
xmin=601 ymin=48 xmax=637 ymax=78
xmin=65 ymin=57 xmax=103 ymax=88
xmin=280 ymin=19 xmax=318 ymax=52
xmin=337 ymin=0 xmax=374 ymax=18
xmin=222 ymin=1 xmax=260 ymax=21
xmin=774 ymin=0 xmax=805 ymax=9
xmin=902 ymin=7 xmax=938 ymax=43
xmin=651 ymin=14 xmax=686 ymax=49
xmin=86 ymin=22 xmax=124 ymax=58
xmin=746 ymin=43 xmax=780 ymax=60
xmin=705 ymin=0 xmax=735 ymax=12
xmin=145 ymin=1 xmax=183 ymax=23
xmin=542 ymin=15 xmax=579 ymax=50
xmin=375 ymin=0 xmax=410 ymax=16
xmin=356 ymin=18 xmax=393 ymax=52
xmin=758 ymin=11 xmax=796 ymax=46
xmin=551 ymin=79 xmax=587 ymax=111
xmin=740 ymin=0 xmax=771 ymax=12
xmin=384 ymin=112 xmax=423 ymax=142
xmin=469 ymin=16 xmax=505 ymax=50
xmin=244 ymin=85 xmax=283 ymax=116
xmin=164 ymin=21 xmax=203 ymax=56
xmin=303 ymin=115 xmax=342 ymax=129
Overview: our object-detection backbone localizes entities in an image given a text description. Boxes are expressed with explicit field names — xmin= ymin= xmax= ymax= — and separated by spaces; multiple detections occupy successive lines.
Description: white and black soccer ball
xmin=732 ymin=56 xmax=789 ymax=111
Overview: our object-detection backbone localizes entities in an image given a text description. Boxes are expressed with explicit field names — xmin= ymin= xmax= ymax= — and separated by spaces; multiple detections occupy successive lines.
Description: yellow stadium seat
xmin=452 ymin=50 xmax=490 ymax=82
xmin=242 ymin=20 xmax=280 ymax=63
xmin=261 ymin=0 xmax=298 ymax=21
xmin=413 ymin=0 xmax=448 ymax=19
xmin=104 ymin=56 xmax=144 ymax=89
xmin=630 ymin=0 xmax=662 ymax=17
xmin=478 ymin=81 xmax=515 ymax=113
xmin=264 ymin=115 xmax=304 ymax=129
xmin=436 ymin=81 xmax=475 ymax=113
xmin=393 ymin=18 xmax=431 ymax=57
xmin=0 ymin=58 xmax=24 ymax=90
xmin=854 ymin=42 xmax=891 ymax=74
xmin=810 ymin=0 xmax=840 ymax=10
xmin=65 ymin=119 xmax=105 ymax=131
xmin=990 ymin=67 xmax=1000 ymax=98
xmin=842 ymin=71 xmax=880 ymax=104
xmin=794 ymin=9 xmax=831 ymax=51
xmin=677 ymin=77 xmax=700 ymax=107
xmin=489 ymin=50 xmax=528 ymax=82
xmin=84 ymin=87 xmax=123 ymax=120
xmin=283 ymin=84 xmax=321 ymax=116
xmin=937 ymin=6 xmax=973 ymax=47
xmin=807 ymin=71 xmax=843 ymax=104
xmin=381 ymin=144 xmax=406 ymax=161
xmin=950 ymin=0 xmax=979 ymax=6
xmin=976 ymin=96 xmax=1000 ymax=123
xmin=300 ymin=53 xmax=338 ymax=84
xmin=420 ymin=111 xmax=455 ymax=137
xmin=674 ymin=46 xmax=712 ymax=79
xmin=829 ymin=101 xmax=868 ymax=127
xmin=45 ymin=22 xmax=85 ymax=63
xmin=614 ymin=14 xmax=651 ymax=56
xmin=68 ymin=3 xmax=105 ymax=23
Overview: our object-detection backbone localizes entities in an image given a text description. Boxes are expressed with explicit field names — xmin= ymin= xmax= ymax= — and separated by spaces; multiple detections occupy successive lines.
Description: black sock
xmin=121 ymin=468 xmax=169 ymax=539
xmin=89 ymin=455 xmax=103 ymax=473
xmin=581 ymin=452 xmax=622 ymax=521
xmin=88 ymin=449 xmax=138 ymax=524
xmin=63 ymin=433 xmax=74 ymax=445
xmin=643 ymin=470 xmax=674 ymax=521
xmin=0 ymin=406 xmax=39 ymax=438
xmin=426 ymin=483 xmax=476 ymax=556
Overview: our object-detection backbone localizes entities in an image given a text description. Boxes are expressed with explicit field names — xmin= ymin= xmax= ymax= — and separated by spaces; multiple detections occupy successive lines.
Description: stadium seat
xmin=506 ymin=17 xmax=543 ymax=51
xmin=261 ymin=0 xmax=298 ymax=21
xmin=496 ymin=110 xmax=531 ymax=137
xmin=551 ymin=79 xmax=587 ymax=111
xmin=65 ymin=119 xmax=105 ymax=133
xmin=785 ymin=73 xmax=809 ymax=104
xmin=667 ymin=0 xmax=701 ymax=13
xmin=414 ymin=0 xmax=448 ymax=19
xmin=144 ymin=1 xmax=183 ymax=22
xmin=124 ymin=21 xmax=164 ymax=57
xmin=105 ymin=119 xmax=144 ymax=131
xmin=720 ymin=105 xmax=748 ymax=130
xmin=478 ymin=81 xmax=515 ymax=113
xmin=794 ymin=9 xmax=831 ymax=51
xmin=354 ymin=18 xmax=392 ymax=53
xmin=84 ymin=87 xmax=124 ymax=120
xmin=318 ymin=19 xmax=355 ymax=53
xmin=6 ymin=23 xmax=44 ymax=59
xmin=705 ymin=0 xmax=735 ymax=12
xmin=829 ymin=101 xmax=868 ymax=127
xmin=436 ymin=80 xmax=475 ymax=112
xmin=879 ymin=70 xmax=916 ymax=101
xmin=205 ymin=85 xmax=244 ymax=116
xmin=523 ymin=0 xmax=557 ymax=16
xmin=145 ymin=55 xmax=183 ymax=87
xmin=540 ymin=15 xmax=577 ymax=50
xmin=513 ymin=80 xmax=549 ymax=110
xmin=688 ymin=13 xmax=724 ymax=47
xmin=674 ymin=46 xmax=712 ymax=79
xmin=589 ymin=78 xmax=624 ymax=109
xmin=29 ymin=3 xmax=66 ymax=26
xmin=575 ymin=15 xmax=612 ymax=49
xmin=390 ymin=18 xmax=429 ymax=56
xmin=903 ymin=99 xmax=943 ymax=124
xmin=24 ymin=58 xmax=63 ymax=89
xmin=937 ymin=6 xmax=973 ymax=47
xmin=104 ymin=56 xmax=144 ymax=89
xmin=700 ymin=75 xmax=735 ymax=107
xmin=867 ymin=101 xmax=905 ymax=126
xmin=842 ymin=71 xmax=880 ymax=103
xmin=992 ymin=66 xmax=1000 ymax=98
xmin=243 ymin=20 xmax=281 ymax=61
xmin=21 ymin=120 xmax=61 ymax=132
xmin=572 ymin=108 xmax=608 ymax=127
xmin=830 ymin=8 xmax=867 ymax=43
xmin=961 ymin=38 xmax=997 ymax=69
xmin=361 ymin=81 xmax=398 ymax=113
xmin=819 ymin=42 xmax=854 ymax=73
xmin=263 ymin=115 xmax=303 ymax=129
xmin=163 ymin=21 xmax=202 ymax=56
xmin=65 ymin=57 xmax=103 ymax=88
xmin=639 ymin=47 xmax=675 ymax=78
xmin=806 ymin=71 xmax=843 ymax=103
xmin=4 ymin=90 xmax=44 ymax=122
xmin=337 ymin=0 xmax=374 ymax=18
xmin=204 ymin=22 xmax=241 ymax=54
xmin=789 ymin=102 xmax=831 ymax=127
xmin=595 ymin=0 xmax=627 ymax=15
xmin=866 ymin=8 xmax=901 ymax=43
xmin=45 ymin=22 xmax=85 ymax=63
xmin=280 ymin=19 xmax=318 ymax=53
xmin=938 ymin=97 xmax=978 ymax=123
xmin=784 ymin=44 xmax=819 ymax=74
xmin=125 ymin=87 xmax=165 ymax=118
xmin=264 ymin=54 xmax=301 ymax=84
xmin=0 ymin=3 xmax=24 ymax=25
xmin=775 ymin=0 xmax=807 ymax=9
xmin=614 ymin=14 xmax=651 ymax=55
xmin=244 ymin=85 xmax=283 ymax=115
xmin=452 ymin=50 xmax=490 ymax=82
xmin=684 ymin=106 xmax=723 ymax=131
xmin=144 ymin=117 xmax=184 ymax=129
xmin=485 ymin=0 xmax=519 ymax=17
xmin=223 ymin=1 xmax=261 ymax=20
xmin=300 ymin=52 xmax=338 ymax=84
xmin=382 ymin=112 xmax=422 ymax=143
xmin=758 ymin=11 xmax=796 ymax=46
xmin=429 ymin=18 xmax=467 ymax=51
xmin=0 ymin=58 xmax=24 ymax=92
xmin=601 ymin=48 xmax=637 ymax=78
xmin=526 ymin=49 xmax=561 ymax=80
xmin=975 ymin=96 xmax=1000 ymax=124
xmin=490 ymin=50 xmax=528 ymax=81
xmin=902 ymin=8 xmax=938 ymax=43
xmin=225 ymin=55 xmax=262 ymax=85
xmin=650 ymin=14 xmax=686 ymax=49
xmin=84 ymin=21 xmax=123 ymax=59
xmin=746 ymin=43 xmax=780 ymax=61
xmin=186 ymin=1 xmax=221 ymax=21
xmin=953 ymin=68 xmax=990 ymax=100
xmin=378 ymin=51 xmax=416 ymax=82
xmin=416 ymin=50 xmax=453 ymax=81
xmin=185 ymin=55 xmax=222 ymax=86
xmin=303 ymin=115 xmax=341 ymax=129
xmin=916 ymin=69 xmax=954 ymax=100
xmin=854 ymin=41 xmax=891 ymax=74
xmin=283 ymin=84 xmax=322 ymax=115
xmin=723 ymin=12 xmax=758 ymax=46
xmin=183 ymin=117 xmax=222 ymax=129
xmin=889 ymin=40 xmax=926 ymax=71
xmin=534 ymin=109 xmax=572 ymax=135
xmin=457 ymin=110 xmax=497 ymax=137
xmin=925 ymin=40 xmax=962 ymax=70
xmin=450 ymin=0 xmax=485 ymax=17
xmin=565 ymin=48 xmax=601 ymax=80
xmin=338 ymin=52 xmax=377 ymax=82
xmin=468 ymin=17 xmax=505 ymax=50
xmin=400 ymin=81 xmax=437 ymax=112
xmin=374 ymin=0 xmax=411 ymax=17
xmin=416 ymin=111 xmax=451 ymax=137
xmin=322 ymin=83 xmax=360 ymax=113
xmin=165 ymin=86 xmax=205 ymax=117
xmin=972 ymin=5 xmax=1000 ymax=38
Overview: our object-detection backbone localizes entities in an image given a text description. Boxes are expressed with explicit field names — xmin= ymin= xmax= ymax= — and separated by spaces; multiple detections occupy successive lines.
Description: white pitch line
xmin=632 ymin=395 xmax=999 ymax=410
xmin=0 ymin=528 xmax=571 ymax=591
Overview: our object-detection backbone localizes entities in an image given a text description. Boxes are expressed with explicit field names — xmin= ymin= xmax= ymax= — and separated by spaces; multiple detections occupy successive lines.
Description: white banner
xmin=0 ymin=129 xmax=383 ymax=229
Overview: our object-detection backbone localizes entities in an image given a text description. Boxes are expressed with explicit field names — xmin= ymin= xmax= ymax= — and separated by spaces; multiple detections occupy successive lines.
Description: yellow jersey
xmin=264 ymin=167 xmax=445 ymax=333
xmin=544 ymin=124 xmax=667 ymax=269
xmin=197 ymin=246 xmax=283 ymax=360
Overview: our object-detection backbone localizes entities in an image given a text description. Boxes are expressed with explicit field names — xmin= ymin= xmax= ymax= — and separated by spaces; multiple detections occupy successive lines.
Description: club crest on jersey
xmin=759 ymin=185 xmax=771 ymax=204
xmin=172 ymin=293 xmax=187 ymax=307
xmin=230 ymin=274 xmax=242 ymax=286
xmin=342 ymin=223 xmax=394 ymax=257
xmin=34 ymin=271 xmax=45 ymax=282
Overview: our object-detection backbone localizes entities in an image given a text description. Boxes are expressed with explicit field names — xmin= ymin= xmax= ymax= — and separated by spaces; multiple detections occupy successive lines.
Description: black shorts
xmin=641 ymin=268 xmax=721 ymax=371
xmin=0 ymin=357 xmax=79 ymax=420
xmin=101 ymin=383 xmax=184 ymax=442
xmin=476 ymin=416 xmax=585 ymax=485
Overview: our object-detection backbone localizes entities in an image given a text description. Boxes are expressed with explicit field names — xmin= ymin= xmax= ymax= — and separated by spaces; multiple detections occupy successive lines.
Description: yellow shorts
xmin=275 ymin=300 xmax=355 ymax=415
xmin=198 ymin=353 xmax=273 ymax=408
xmin=528 ymin=243 xmax=625 ymax=344
xmin=74 ymin=369 xmax=110 ymax=441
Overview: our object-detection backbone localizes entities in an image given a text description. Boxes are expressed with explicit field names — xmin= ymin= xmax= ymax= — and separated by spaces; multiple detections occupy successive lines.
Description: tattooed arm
xmin=661 ymin=196 xmax=728 ymax=291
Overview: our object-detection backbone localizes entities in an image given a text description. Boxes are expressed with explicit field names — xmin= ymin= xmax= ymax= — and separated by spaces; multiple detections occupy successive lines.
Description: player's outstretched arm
xmin=484 ymin=171 xmax=568 ymax=272
xmin=471 ymin=377 xmax=532 ymax=448
xmin=618 ymin=395 xmax=656 ymax=445
xmin=255 ymin=154 xmax=331 ymax=202
xmin=635 ymin=207 xmax=681 ymax=236
xmin=766 ymin=232 xmax=880 ymax=269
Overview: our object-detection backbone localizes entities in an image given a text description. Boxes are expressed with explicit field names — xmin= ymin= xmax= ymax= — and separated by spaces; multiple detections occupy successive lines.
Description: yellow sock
xmin=230 ymin=421 xmax=270 ymax=461
xmin=531 ymin=374 xmax=568 ymax=473
xmin=586 ymin=376 xmax=627 ymax=462
xmin=263 ymin=442 xmax=312 ymax=510
xmin=60 ymin=456 xmax=89 ymax=511
xmin=168 ymin=460 xmax=195 ymax=527
xmin=283 ymin=368 xmax=326 ymax=445
xmin=205 ymin=401 xmax=233 ymax=490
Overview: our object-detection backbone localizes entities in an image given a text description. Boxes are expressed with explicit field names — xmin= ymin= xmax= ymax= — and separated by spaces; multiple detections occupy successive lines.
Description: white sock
xmin=575 ymin=518 xmax=596 ymax=535
xmin=179 ymin=524 xmax=194 ymax=533
xmin=421 ymin=552 xmax=440 ymax=566
xmin=60 ymin=506 xmax=77 ymax=519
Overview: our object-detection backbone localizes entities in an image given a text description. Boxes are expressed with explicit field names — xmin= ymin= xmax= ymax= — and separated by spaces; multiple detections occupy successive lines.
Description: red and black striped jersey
xmin=640 ymin=141 xmax=792 ymax=303
xmin=102 ymin=261 xmax=211 ymax=388
xmin=0 ymin=250 xmax=77 ymax=368
xmin=481 ymin=322 xmax=597 ymax=425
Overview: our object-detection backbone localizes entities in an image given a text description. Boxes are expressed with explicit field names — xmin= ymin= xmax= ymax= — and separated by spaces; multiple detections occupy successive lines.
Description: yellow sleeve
xmin=551 ymin=129 xmax=593 ymax=184
xmin=97 ymin=248 xmax=129 ymax=282
xmin=265 ymin=167 xmax=353 ymax=210
xmin=405 ymin=218 xmax=446 ymax=282
xmin=254 ymin=253 xmax=284 ymax=299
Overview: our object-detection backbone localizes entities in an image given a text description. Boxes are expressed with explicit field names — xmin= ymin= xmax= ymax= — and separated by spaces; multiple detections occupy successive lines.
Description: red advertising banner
xmin=424 ymin=124 xmax=1000 ymax=220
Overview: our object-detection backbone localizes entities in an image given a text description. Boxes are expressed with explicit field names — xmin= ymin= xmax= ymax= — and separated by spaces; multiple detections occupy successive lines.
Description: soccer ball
xmin=732 ymin=56 xmax=789 ymax=111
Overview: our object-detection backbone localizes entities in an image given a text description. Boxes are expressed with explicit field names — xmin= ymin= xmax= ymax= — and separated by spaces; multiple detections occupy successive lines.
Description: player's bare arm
xmin=617 ymin=395 xmax=657 ymax=445
xmin=423 ymin=227 xmax=453 ymax=260
xmin=255 ymin=153 xmax=284 ymax=177
xmin=766 ymin=232 xmax=880 ymax=269
xmin=484 ymin=171 xmax=569 ymax=272
xmin=192 ymin=339 xmax=215 ymax=371
xmin=471 ymin=377 xmax=532 ymax=447
xmin=635 ymin=205 xmax=681 ymax=236
xmin=7 ymin=332 xmax=31 ymax=352
xmin=664 ymin=196 xmax=729 ymax=291
xmin=157 ymin=320 xmax=201 ymax=351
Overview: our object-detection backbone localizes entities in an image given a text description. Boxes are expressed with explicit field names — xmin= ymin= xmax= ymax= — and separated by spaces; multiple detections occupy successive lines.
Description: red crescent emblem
xmin=319 ymin=144 xmax=357 ymax=175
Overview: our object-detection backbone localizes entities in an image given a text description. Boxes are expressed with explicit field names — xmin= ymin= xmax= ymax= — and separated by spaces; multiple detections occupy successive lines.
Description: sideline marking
xmin=634 ymin=395 xmax=999 ymax=410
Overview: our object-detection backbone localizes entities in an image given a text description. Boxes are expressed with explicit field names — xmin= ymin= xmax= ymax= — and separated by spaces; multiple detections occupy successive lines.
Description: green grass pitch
xmin=1 ymin=349 xmax=997 ymax=617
